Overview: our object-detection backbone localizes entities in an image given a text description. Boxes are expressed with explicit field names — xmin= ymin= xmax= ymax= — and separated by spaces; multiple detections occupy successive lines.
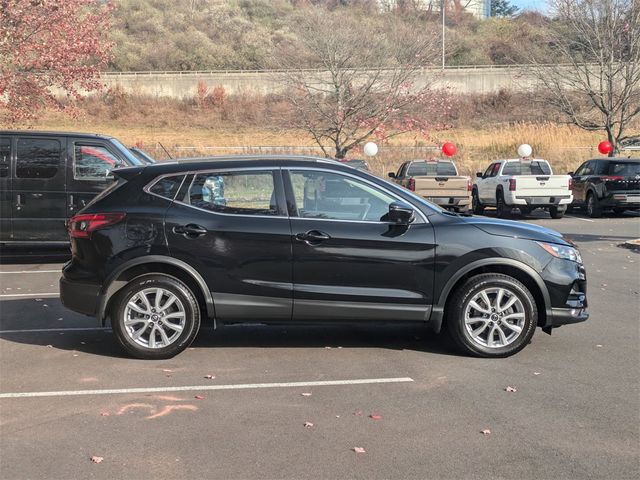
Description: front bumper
xmin=549 ymin=307 xmax=589 ymax=326
xmin=59 ymin=276 xmax=101 ymax=317
xmin=541 ymin=257 xmax=588 ymax=327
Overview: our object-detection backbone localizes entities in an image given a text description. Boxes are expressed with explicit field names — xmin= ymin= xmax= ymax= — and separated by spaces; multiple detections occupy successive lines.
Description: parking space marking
xmin=0 ymin=377 xmax=414 ymax=399
xmin=0 ymin=327 xmax=108 ymax=334
xmin=565 ymin=215 xmax=595 ymax=222
xmin=0 ymin=270 xmax=61 ymax=274
xmin=0 ymin=293 xmax=59 ymax=299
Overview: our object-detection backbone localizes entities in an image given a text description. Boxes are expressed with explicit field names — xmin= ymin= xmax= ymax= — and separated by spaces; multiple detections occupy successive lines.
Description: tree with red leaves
xmin=0 ymin=0 xmax=114 ymax=122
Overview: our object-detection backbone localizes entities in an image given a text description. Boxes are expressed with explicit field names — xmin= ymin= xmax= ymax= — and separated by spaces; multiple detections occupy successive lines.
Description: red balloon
xmin=442 ymin=142 xmax=457 ymax=157
xmin=598 ymin=141 xmax=613 ymax=155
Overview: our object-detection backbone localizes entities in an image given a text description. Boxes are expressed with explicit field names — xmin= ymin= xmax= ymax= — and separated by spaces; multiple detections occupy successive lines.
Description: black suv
xmin=569 ymin=158 xmax=640 ymax=217
xmin=60 ymin=156 xmax=588 ymax=359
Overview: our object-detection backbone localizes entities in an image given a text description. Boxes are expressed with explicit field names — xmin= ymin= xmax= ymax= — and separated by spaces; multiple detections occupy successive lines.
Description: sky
xmin=511 ymin=0 xmax=548 ymax=12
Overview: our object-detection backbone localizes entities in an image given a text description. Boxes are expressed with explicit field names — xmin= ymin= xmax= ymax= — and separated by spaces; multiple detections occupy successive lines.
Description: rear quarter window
xmin=148 ymin=175 xmax=186 ymax=200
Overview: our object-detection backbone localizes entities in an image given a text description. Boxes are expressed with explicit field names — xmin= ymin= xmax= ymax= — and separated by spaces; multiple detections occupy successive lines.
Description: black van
xmin=0 ymin=131 xmax=151 ymax=245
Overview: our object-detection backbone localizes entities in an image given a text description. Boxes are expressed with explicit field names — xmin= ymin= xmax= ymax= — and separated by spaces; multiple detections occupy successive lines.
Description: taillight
xmin=467 ymin=178 xmax=473 ymax=192
xmin=408 ymin=178 xmax=416 ymax=191
xmin=602 ymin=176 xmax=624 ymax=182
xmin=68 ymin=213 xmax=126 ymax=238
xmin=568 ymin=177 xmax=573 ymax=190
xmin=509 ymin=179 xmax=517 ymax=191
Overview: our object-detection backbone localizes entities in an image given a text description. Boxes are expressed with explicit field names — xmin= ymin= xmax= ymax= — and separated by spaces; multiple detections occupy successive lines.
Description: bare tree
xmin=531 ymin=0 xmax=640 ymax=155
xmin=272 ymin=9 xmax=449 ymax=158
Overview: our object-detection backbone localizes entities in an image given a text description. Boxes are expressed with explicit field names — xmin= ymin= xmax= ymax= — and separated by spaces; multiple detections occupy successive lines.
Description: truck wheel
xmin=445 ymin=273 xmax=537 ymax=358
xmin=472 ymin=190 xmax=485 ymax=215
xmin=496 ymin=191 xmax=509 ymax=218
xmin=111 ymin=274 xmax=201 ymax=360
xmin=549 ymin=206 xmax=565 ymax=219
xmin=586 ymin=192 xmax=602 ymax=218
xmin=519 ymin=206 xmax=531 ymax=216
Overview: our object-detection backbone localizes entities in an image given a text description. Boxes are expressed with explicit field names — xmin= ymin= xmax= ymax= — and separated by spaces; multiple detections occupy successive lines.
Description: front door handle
xmin=173 ymin=224 xmax=208 ymax=238
xmin=295 ymin=230 xmax=331 ymax=244
xmin=15 ymin=194 xmax=22 ymax=210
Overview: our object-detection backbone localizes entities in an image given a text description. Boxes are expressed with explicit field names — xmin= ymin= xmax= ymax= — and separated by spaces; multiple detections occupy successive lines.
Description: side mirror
xmin=567 ymin=171 xmax=574 ymax=176
xmin=388 ymin=172 xmax=396 ymax=178
xmin=388 ymin=201 xmax=415 ymax=225
xmin=476 ymin=172 xmax=483 ymax=178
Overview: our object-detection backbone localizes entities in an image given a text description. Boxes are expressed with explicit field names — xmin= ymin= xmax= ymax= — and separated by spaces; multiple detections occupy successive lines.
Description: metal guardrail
xmin=100 ymin=64 xmax=576 ymax=77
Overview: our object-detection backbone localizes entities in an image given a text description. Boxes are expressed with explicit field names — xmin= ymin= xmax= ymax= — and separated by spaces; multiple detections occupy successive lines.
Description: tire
xmin=472 ymin=190 xmax=485 ymax=215
xmin=565 ymin=204 xmax=574 ymax=214
xmin=445 ymin=273 xmax=537 ymax=358
xmin=549 ymin=206 xmax=565 ymax=219
xmin=586 ymin=192 xmax=602 ymax=218
xmin=519 ymin=206 xmax=531 ymax=216
xmin=496 ymin=191 xmax=510 ymax=218
xmin=111 ymin=274 xmax=201 ymax=360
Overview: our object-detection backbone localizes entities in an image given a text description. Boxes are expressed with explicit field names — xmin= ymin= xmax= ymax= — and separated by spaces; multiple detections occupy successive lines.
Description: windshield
xmin=407 ymin=161 xmax=457 ymax=176
xmin=502 ymin=160 xmax=551 ymax=176
xmin=606 ymin=161 xmax=640 ymax=176
xmin=129 ymin=148 xmax=156 ymax=164
xmin=109 ymin=139 xmax=145 ymax=166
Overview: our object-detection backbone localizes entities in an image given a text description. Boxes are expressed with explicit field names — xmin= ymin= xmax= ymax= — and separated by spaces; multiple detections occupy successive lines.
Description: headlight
xmin=537 ymin=242 xmax=582 ymax=263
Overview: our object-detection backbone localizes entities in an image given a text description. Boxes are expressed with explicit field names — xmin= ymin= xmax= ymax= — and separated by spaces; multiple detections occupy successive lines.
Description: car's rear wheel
xmin=496 ymin=191 xmax=510 ymax=218
xmin=549 ymin=206 xmax=565 ymax=219
xmin=586 ymin=192 xmax=602 ymax=218
xmin=472 ymin=190 xmax=484 ymax=215
xmin=111 ymin=274 xmax=201 ymax=359
xmin=445 ymin=274 xmax=537 ymax=357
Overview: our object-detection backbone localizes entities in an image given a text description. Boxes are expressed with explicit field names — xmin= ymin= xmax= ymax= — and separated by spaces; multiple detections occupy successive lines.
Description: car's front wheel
xmin=111 ymin=274 xmax=201 ymax=359
xmin=472 ymin=190 xmax=485 ymax=215
xmin=445 ymin=274 xmax=537 ymax=357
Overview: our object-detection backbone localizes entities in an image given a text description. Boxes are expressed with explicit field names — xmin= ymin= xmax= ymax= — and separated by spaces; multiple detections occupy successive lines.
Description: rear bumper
xmin=508 ymin=194 xmax=572 ymax=206
xmin=59 ymin=276 xmax=101 ymax=316
xmin=600 ymin=192 xmax=640 ymax=208
xmin=426 ymin=196 xmax=471 ymax=208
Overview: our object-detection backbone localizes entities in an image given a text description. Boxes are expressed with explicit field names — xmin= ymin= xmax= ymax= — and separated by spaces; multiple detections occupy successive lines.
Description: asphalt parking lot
xmin=1 ymin=212 xmax=639 ymax=479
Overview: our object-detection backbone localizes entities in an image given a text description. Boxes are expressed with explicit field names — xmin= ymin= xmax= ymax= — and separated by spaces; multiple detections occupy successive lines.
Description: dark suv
xmin=569 ymin=158 xmax=640 ymax=217
xmin=60 ymin=156 xmax=588 ymax=359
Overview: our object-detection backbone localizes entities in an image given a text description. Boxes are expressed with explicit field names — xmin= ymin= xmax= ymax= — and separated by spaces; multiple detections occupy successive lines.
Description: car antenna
xmin=158 ymin=142 xmax=173 ymax=159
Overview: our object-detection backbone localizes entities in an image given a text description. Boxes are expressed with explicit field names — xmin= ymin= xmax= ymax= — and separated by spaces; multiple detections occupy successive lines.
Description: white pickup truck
xmin=472 ymin=159 xmax=573 ymax=219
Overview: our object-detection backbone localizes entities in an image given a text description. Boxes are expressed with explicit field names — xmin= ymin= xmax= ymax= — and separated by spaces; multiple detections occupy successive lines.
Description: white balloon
xmin=363 ymin=142 xmax=378 ymax=157
xmin=517 ymin=144 xmax=533 ymax=158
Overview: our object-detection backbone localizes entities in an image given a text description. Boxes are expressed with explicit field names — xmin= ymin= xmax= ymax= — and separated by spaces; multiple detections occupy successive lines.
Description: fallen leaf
xmin=90 ymin=456 xmax=104 ymax=464
xmin=162 ymin=369 xmax=173 ymax=373
xmin=301 ymin=392 xmax=312 ymax=397
xmin=73 ymin=354 xmax=79 ymax=357
xmin=194 ymin=395 xmax=204 ymax=400
xmin=304 ymin=421 xmax=314 ymax=428
xmin=335 ymin=415 xmax=341 ymax=418
xmin=353 ymin=447 xmax=366 ymax=454
xmin=505 ymin=386 xmax=517 ymax=393
xmin=35 ymin=298 xmax=43 ymax=302
xmin=57 ymin=317 xmax=63 ymax=321
xmin=324 ymin=346 xmax=332 ymax=349
xmin=596 ymin=344 xmax=603 ymax=348
xmin=204 ymin=375 xmax=216 ymax=379
xmin=481 ymin=429 xmax=491 ymax=436
xmin=353 ymin=410 xmax=363 ymax=416
xmin=43 ymin=304 xmax=49 ymax=308
xmin=100 ymin=412 xmax=109 ymax=416
xmin=601 ymin=283 xmax=607 ymax=287
xmin=46 ymin=344 xmax=53 ymax=348
xmin=533 ymin=372 xmax=541 ymax=375
xmin=369 ymin=414 xmax=383 ymax=420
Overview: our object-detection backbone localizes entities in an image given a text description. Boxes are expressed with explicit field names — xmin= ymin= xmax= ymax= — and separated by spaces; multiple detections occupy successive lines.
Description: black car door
xmin=572 ymin=161 xmax=594 ymax=204
xmin=164 ymin=168 xmax=293 ymax=321
xmin=285 ymin=168 xmax=436 ymax=322
xmin=12 ymin=135 xmax=67 ymax=242
xmin=0 ymin=136 xmax=11 ymax=241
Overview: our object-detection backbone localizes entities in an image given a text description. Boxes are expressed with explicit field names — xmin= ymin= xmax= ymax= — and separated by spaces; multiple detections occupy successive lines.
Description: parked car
xmin=389 ymin=159 xmax=472 ymax=213
xmin=60 ymin=155 xmax=588 ymax=360
xmin=0 ymin=131 xmax=147 ymax=245
xmin=340 ymin=159 xmax=370 ymax=171
xmin=568 ymin=158 xmax=640 ymax=217
xmin=472 ymin=159 xmax=573 ymax=219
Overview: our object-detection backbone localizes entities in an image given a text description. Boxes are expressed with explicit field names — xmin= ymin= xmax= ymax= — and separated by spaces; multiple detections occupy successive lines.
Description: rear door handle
xmin=173 ymin=224 xmax=208 ymax=238
xmin=295 ymin=230 xmax=331 ymax=244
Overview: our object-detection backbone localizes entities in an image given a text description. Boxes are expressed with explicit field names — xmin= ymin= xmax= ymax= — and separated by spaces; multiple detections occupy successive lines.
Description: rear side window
xmin=0 ymin=137 xmax=9 ymax=178
xmin=189 ymin=171 xmax=279 ymax=216
xmin=502 ymin=161 xmax=551 ymax=176
xmin=606 ymin=161 xmax=640 ymax=176
xmin=16 ymin=138 xmax=61 ymax=178
xmin=407 ymin=161 xmax=457 ymax=176
xmin=74 ymin=144 xmax=123 ymax=180
xmin=148 ymin=175 xmax=185 ymax=200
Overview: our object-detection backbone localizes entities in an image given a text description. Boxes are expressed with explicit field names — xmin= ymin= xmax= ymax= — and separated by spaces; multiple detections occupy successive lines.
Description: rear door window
xmin=16 ymin=138 xmax=61 ymax=179
xmin=0 ymin=137 xmax=9 ymax=178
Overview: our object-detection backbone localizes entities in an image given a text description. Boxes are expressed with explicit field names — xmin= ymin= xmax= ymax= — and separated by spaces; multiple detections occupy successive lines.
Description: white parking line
xmin=0 ymin=377 xmax=414 ymax=399
xmin=0 ymin=270 xmax=61 ymax=274
xmin=0 ymin=293 xmax=59 ymax=299
xmin=0 ymin=327 xmax=108 ymax=334
xmin=565 ymin=215 xmax=595 ymax=222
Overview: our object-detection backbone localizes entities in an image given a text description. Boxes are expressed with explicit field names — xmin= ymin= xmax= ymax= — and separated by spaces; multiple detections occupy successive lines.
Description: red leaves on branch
xmin=0 ymin=0 xmax=114 ymax=121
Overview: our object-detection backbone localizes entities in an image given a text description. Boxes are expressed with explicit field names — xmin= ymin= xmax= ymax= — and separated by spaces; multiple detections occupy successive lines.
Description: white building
xmin=378 ymin=1 xmax=491 ymax=19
